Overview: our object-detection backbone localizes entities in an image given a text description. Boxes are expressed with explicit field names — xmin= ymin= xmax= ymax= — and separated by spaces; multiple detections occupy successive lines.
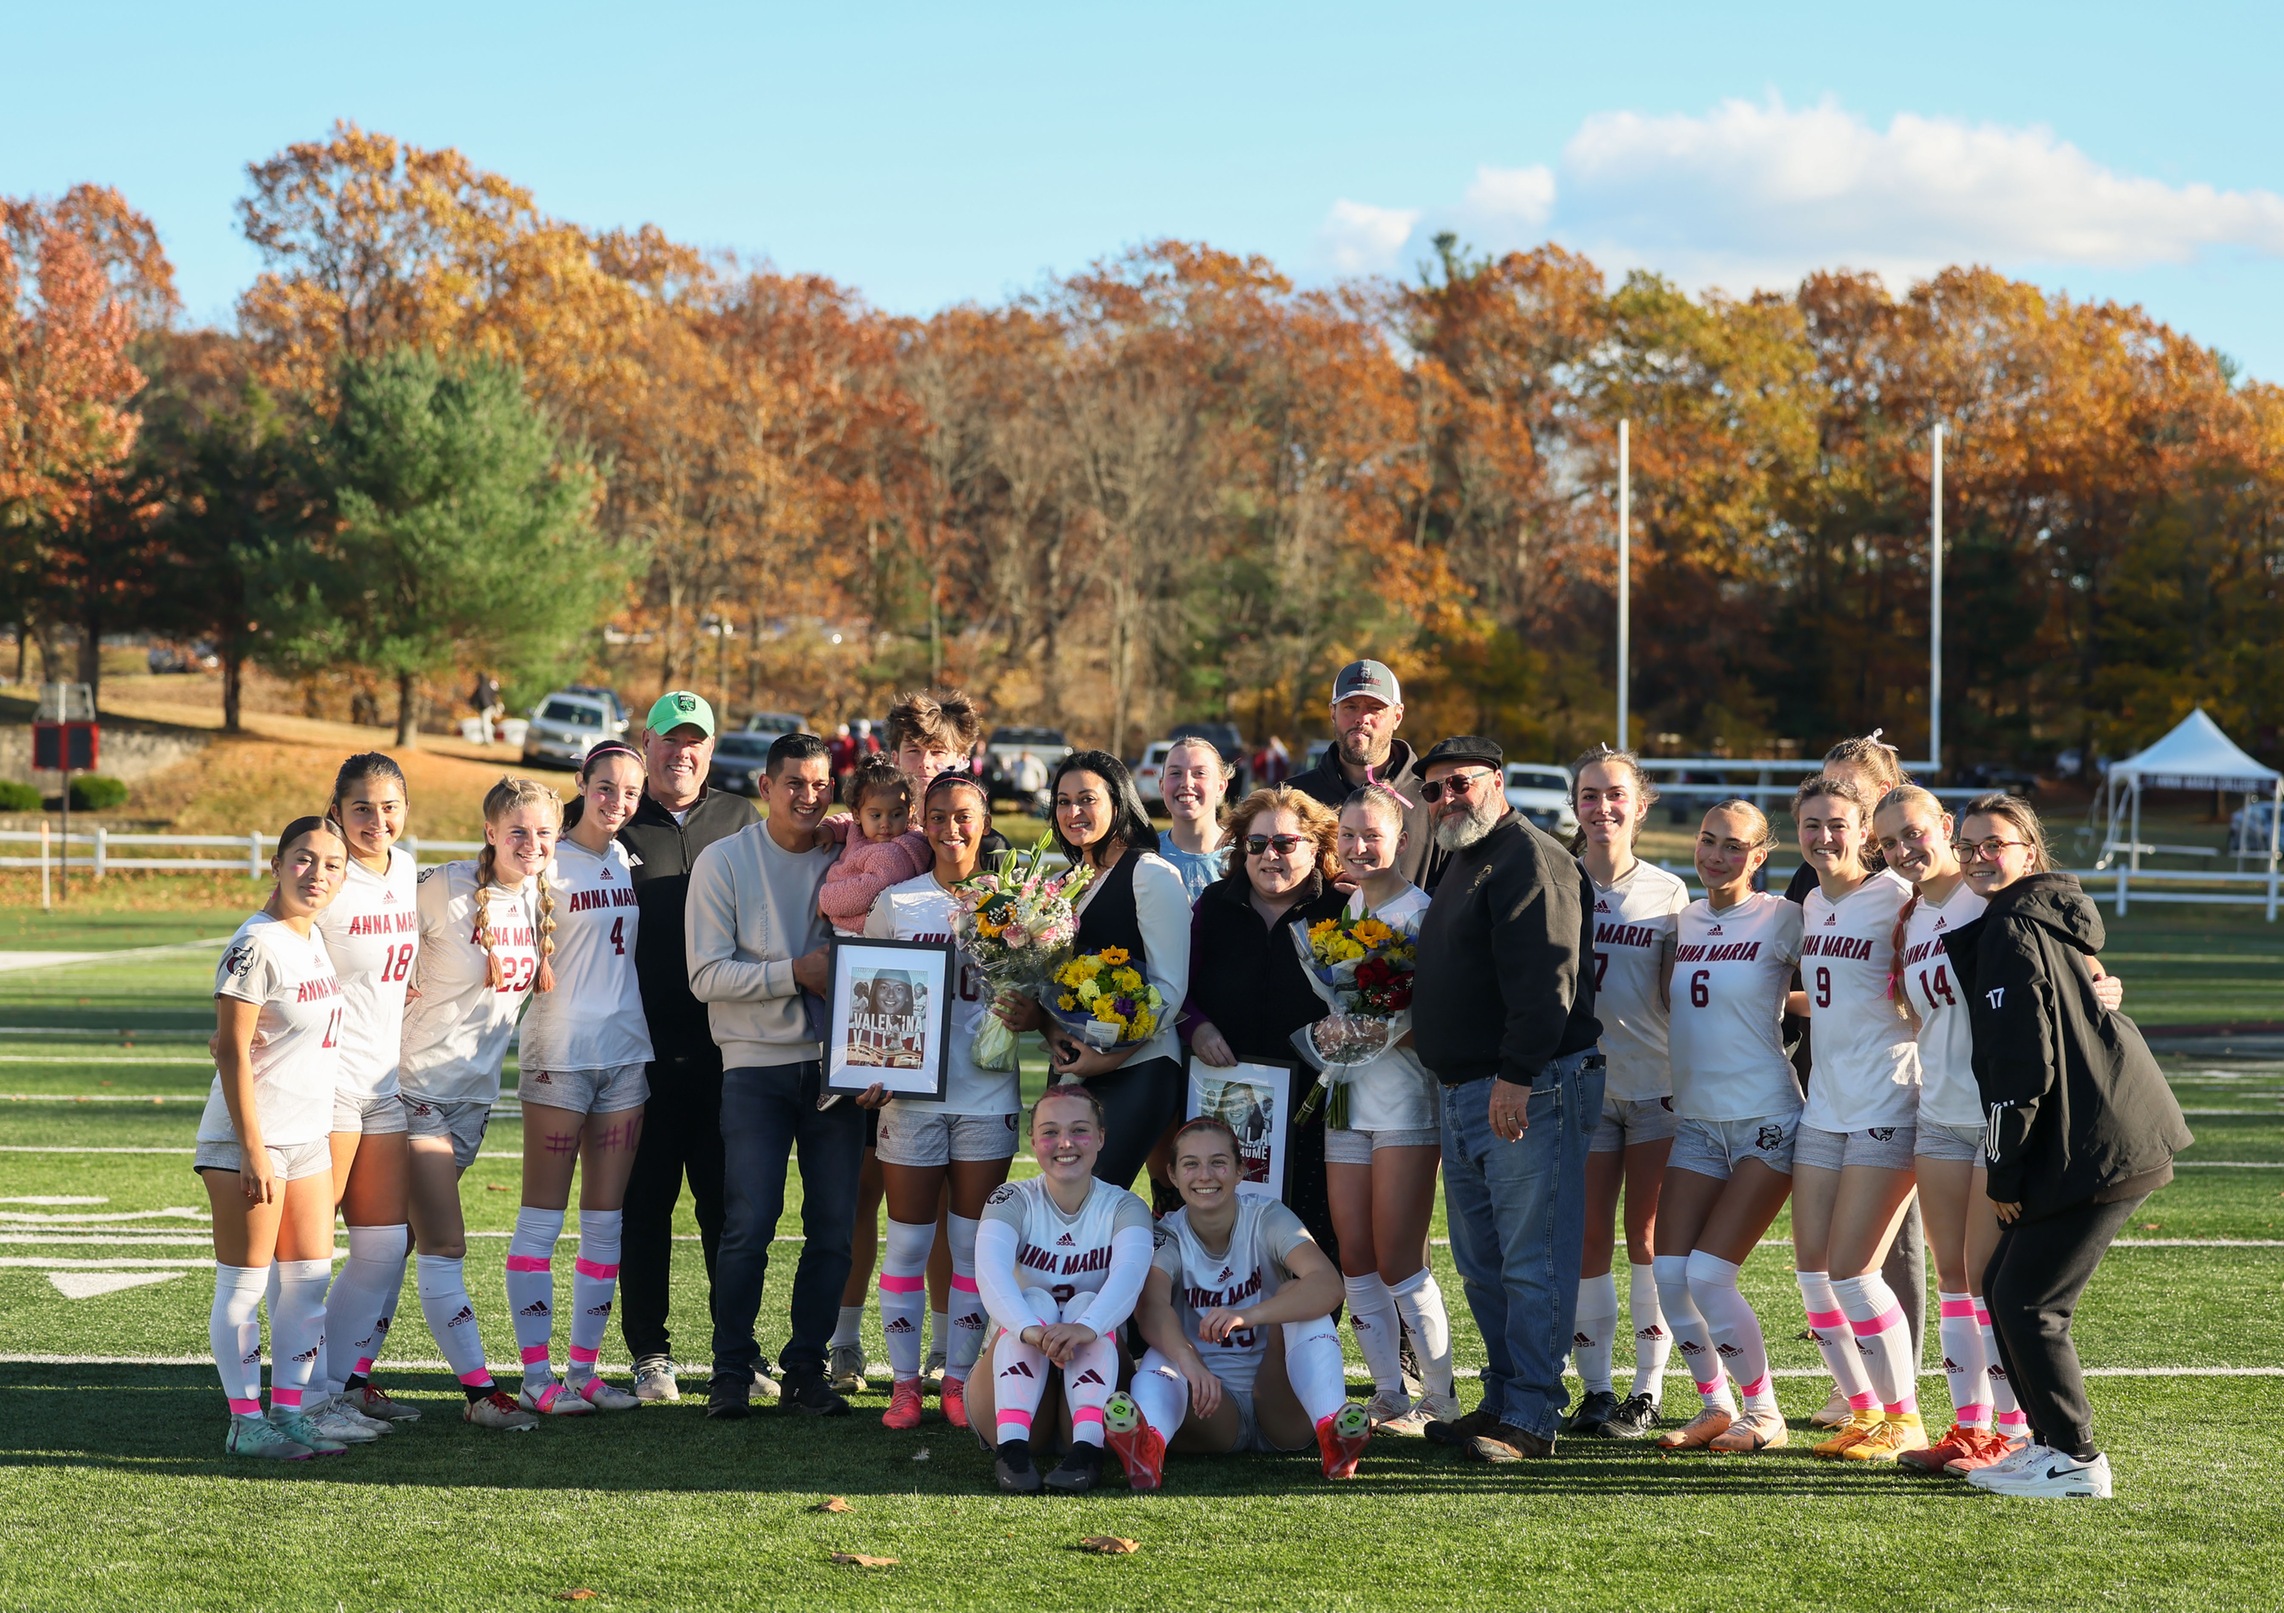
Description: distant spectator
xmin=470 ymin=673 xmax=503 ymax=742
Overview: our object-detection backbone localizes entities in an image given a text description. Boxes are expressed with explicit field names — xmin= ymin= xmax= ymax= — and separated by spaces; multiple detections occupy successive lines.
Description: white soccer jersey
xmin=864 ymin=872 xmax=1012 ymax=1116
xmin=195 ymin=913 xmax=343 ymax=1150
xmin=1337 ymin=884 xmax=1436 ymax=1131
xmin=1151 ymin=1198 xmax=1313 ymax=1395
xmin=982 ymin=1174 xmax=1151 ymax=1318
xmin=1590 ymin=860 xmax=1690 ymax=1102
xmin=517 ymin=836 xmax=652 ymax=1074
xmin=1666 ymin=892 xmax=1804 ymax=1122
xmin=1800 ymin=869 xmax=1922 ymax=1132
xmin=1902 ymin=882 xmax=1989 ymax=1130
xmin=313 ymin=846 xmax=419 ymax=1101
xmin=398 ymin=861 xmax=542 ymax=1104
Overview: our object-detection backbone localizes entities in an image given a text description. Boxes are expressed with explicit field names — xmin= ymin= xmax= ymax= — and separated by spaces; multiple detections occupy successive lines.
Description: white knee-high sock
xmin=325 ymin=1223 xmax=407 ymax=1395
xmin=831 ymin=1305 xmax=865 ymax=1351
xmin=505 ymin=1206 xmax=564 ymax=1393
xmin=1629 ymin=1263 xmax=1671 ymax=1401
xmin=268 ymin=1258 xmax=331 ymax=1412
xmin=991 ymin=1323 xmax=1050 ymax=1446
xmin=262 ymin=1260 xmax=322 ymax=1395
xmin=1797 ymin=1269 xmax=1878 ymax=1413
xmin=1937 ymin=1292 xmax=1988 ymax=1427
xmin=1387 ymin=1268 xmax=1454 ymax=1399
xmin=1687 ymin=1250 xmax=1774 ymax=1414
xmin=1129 ymin=1346 xmax=1189 ymax=1438
xmin=1653 ymin=1254 xmax=1733 ymax=1413
xmin=1832 ymin=1272 xmax=1918 ymax=1417
xmin=417 ymin=1253 xmax=493 ymax=1394
xmin=211 ymin=1263 xmax=267 ymax=1416
xmin=879 ymin=1218 xmax=934 ymax=1381
xmin=1282 ymin=1315 xmax=1353 ymax=1427
xmin=569 ymin=1209 xmax=622 ymax=1386
xmin=1975 ymin=1297 xmax=2026 ymax=1435
xmin=1343 ymin=1273 xmax=1404 ymax=1396
xmin=1572 ymin=1270 xmax=1619 ymax=1395
xmin=1062 ymin=1327 xmax=1119 ymax=1447
xmin=946 ymin=1213 xmax=986 ymax=1381
xmin=929 ymin=1308 xmax=950 ymax=1365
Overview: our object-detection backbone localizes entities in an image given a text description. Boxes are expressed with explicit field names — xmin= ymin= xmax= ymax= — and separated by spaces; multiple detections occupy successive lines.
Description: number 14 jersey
xmin=1901 ymin=882 xmax=1988 ymax=1129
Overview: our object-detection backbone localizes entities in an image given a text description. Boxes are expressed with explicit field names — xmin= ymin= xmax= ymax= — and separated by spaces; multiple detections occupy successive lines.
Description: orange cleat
xmin=1317 ymin=1403 xmax=1372 ymax=1480
xmin=1102 ymin=1392 xmax=1166 ymax=1490
xmin=1901 ymin=1422 xmax=1986 ymax=1474
xmin=1812 ymin=1408 xmax=1883 ymax=1458
xmin=1657 ymin=1406 xmax=1734 ymax=1450
xmin=940 ymin=1374 xmax=969 ymax=1431
xmin=1943 ymin=1427 xmax=2026 ymax=1476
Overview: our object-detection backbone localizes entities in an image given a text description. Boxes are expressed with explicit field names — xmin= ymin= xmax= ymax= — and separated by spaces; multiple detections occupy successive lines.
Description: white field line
xmin=0 ymin=1207 xmax=207 ymax=1223
xmin=0 ymin=1194 xmax=107 ymax=1204
xmin=0 ymin=937 xmax=234 ymax=970
xmin=0 ymin=1028 xmax=213 ymax=1040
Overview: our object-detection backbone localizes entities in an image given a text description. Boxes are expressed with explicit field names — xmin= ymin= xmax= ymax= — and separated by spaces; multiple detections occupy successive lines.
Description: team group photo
xmin=5 ymin=6 xmax=2281 ymax=1610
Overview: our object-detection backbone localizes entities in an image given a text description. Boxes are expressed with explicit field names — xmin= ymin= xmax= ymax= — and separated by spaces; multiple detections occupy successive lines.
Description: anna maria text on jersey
xmin=1799 ymin=932 xmax=1877 ymax=962
xmin=566 ymin=884 xmax=638 ymax=914
xmin=1594 ymin=920 xmax=1664 ymax=950
xmin=336 ymin=910 xmax=418 ymax=938
xmin=1018 ymin=1238 xmax=1115 ymax=1282
xmin=1674 ymin=939 xmax=1766 ymax=964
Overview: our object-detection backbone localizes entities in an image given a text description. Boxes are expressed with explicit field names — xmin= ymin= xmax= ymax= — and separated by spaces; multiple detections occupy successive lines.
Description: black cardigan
xmin=1185 ymin=873 xmax=1349 ymax=1063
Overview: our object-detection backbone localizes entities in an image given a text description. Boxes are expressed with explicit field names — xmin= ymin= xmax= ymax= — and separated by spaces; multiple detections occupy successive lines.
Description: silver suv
xmin=522 ymin=689 xmax=627 ymax=770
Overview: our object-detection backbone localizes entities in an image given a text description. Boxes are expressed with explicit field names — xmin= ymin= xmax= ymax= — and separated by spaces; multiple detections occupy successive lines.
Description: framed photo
xmin=1186 ymin=1057 xmax=1295 ymax=1203
xmin=825 ymin=937 xmax=955 ymax=1101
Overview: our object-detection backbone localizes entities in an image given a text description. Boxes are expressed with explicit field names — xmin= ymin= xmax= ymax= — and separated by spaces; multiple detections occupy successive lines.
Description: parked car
xmin=985 ymin=726 xmax=1073 ymax=809
xmin=743 ymin=710 xmax=810 ymax=737
xmin=521 ymin=689 xmax=628 ymax=770
xmin=1303 ymin=738 xmax=1333 ymax=773
xmin=707 ymin=730 xmax=778 ymax=797
xmin=1504 ymin=762 xmax=1578 ymax=837
xmin=562 ymin=685 xmax=629 ymax=727
xmin=1167 ymin=721 xmax=1252 ymax=793
xmin=1133 ymin=740 xmax=1175 ymax=810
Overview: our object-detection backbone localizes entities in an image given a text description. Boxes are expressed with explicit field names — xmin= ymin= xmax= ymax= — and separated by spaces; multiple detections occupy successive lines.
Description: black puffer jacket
xmin=1942 ymin=873 xmax=2192 ymax=1219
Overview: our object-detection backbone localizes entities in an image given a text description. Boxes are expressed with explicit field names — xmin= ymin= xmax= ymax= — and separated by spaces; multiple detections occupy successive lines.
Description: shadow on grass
xmin=2 ymin=1364 xmax=1951 ymax=1501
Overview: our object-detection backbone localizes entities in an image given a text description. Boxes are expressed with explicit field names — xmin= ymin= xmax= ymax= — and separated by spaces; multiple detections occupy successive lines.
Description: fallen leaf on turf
xmin=829 ymin=1554 xmax=897 ymax=1569
xmin=485 ymin=1183 xmax=511 ymax=1192
xmin=1078 ymin=1536 xmax=1140 ymax=1555
xmin=911 ymin=1446 xmax=930 ymax=1461
xmin=811 ymin=1497 xmax=853 ymax=1513
xmin=2141 ymin=1222 xmax=2161 ymax=1231
xmin=554 ymin=1591 xmax=598 ymax=1602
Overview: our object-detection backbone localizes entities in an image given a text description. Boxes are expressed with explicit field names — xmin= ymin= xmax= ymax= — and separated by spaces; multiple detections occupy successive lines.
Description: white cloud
xmin=1317 ymin=198 xmax=1421 ymax=274
xmin=1462 ymin=163 xmax=1555 ymax=231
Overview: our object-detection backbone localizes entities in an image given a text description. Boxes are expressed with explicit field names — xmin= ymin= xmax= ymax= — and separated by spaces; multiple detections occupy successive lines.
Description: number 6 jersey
xmin=1666 ymin=891 xmax=1804 ymax=1122
xmin=314 ymin=845 xmax=420 ymax=1106
xmin=195 ymin=912 xmax=343 ymax=1150
xmin=398 ymin=861 xmax=542 ymax=1105
xmin=516 ymin=836 xmax=652 ymax=1074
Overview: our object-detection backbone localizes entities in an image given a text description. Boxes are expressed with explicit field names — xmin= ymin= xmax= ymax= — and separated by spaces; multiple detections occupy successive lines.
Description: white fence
xmin=0 ymin=829 xmax=484 ymax=877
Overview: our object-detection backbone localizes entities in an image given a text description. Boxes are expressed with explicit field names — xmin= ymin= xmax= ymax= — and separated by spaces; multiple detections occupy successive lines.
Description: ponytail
xmin=534 ymin=865 xmax=558 ymax=993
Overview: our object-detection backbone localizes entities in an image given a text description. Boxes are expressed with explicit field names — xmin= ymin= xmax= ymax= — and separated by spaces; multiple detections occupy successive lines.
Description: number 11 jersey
xmin=314 ymin=846 xmax=420 ymax=1103
xmin=517 ymin=836 xmax=652 ymax=1074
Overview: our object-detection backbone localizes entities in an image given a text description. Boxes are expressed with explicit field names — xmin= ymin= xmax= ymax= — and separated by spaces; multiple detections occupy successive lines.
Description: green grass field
xmin=2 ymin=907 xmax=2281 ymax=1611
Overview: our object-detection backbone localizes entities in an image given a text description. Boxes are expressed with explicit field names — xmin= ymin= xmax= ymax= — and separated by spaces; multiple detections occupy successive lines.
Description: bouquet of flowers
xmin=1049 ymin=947 xmax=1166 ymax=1056
xmin=949 ymin=835 xmax=1096 ymax=1071
xmin=1290 ymin=906 xmax=1418 ymax=1125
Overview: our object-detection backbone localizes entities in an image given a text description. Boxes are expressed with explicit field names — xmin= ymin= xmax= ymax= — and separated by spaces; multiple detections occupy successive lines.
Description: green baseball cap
xmin=644 ymin=690 xmax=716 ymax=738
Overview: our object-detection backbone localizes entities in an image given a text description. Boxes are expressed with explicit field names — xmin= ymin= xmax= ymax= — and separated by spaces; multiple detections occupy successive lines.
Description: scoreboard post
xmin=31 ymin=683 xmax=98 ymax=902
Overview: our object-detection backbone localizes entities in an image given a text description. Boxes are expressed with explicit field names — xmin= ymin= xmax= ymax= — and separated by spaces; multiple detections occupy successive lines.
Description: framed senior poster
xmin=826 ymin=936 xmax=955 ymax=1100
xmin=1186 ymin=1057 xmax=1295 ymax=1203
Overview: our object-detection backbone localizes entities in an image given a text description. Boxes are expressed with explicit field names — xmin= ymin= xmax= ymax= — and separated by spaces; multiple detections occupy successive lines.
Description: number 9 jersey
xmin=398 ymin=861 xmax=542 ymax=1105
xmin=313 ymin=845 xmax=420 ymax=1106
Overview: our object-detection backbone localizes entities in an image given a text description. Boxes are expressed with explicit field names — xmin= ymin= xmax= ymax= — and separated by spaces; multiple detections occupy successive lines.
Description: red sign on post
xmin=32 ymin=722 xmax=99 ymax=772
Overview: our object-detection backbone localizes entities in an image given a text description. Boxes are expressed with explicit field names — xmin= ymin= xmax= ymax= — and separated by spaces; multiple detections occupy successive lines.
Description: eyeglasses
xmin=1418 ymin=769 xmax=1494 ymax=803
xmin=1245 ymin=833 xmax=1308 ymax=857
xmin=1954 ymin=838 xmax=2032 ymax=862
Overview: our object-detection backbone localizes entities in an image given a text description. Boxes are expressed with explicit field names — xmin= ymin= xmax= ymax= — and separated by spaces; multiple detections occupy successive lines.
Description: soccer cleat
xmin=1102 ymin=1393 xmax=1166 ymax=1491
xmin=1812 ymin=1409 xmax=1884 ymax=1458
xmin=940 ymin=1375 xmax=969 ymax=1431
xmin=225 ymin=1414 xmax=313 ymax=1461
xmin=632 ymin=1358 xmax=680 ymax=1403
xmin=995 ymin=1438 xmax=1043 ymax=1495
xmin=1809 ymin=1387 xmax=1855 ymax=1429
xmin=519 ymin=1379 xmax=596 ymax=1417
xmin=1362 ymin=1388 xmax=1413 ymax=1428
xmin=1968 ymin=1446 xmax=2111 ymax=1498
xmin=1378 ymin=1390 xmax=1461 ymax=1438
xmin=1839 ymin=1413 xmax=1928 ymax=1463
xmin=1043 ymin=1441 xmax=1106 ymax=1494
xmin=574 ymin=1376 xmax=643 ymax=1412
xmin=1708 ymin=1407 xmax=1788 ymax=1452
xmin=827 ymin=1344 xmax=868 ymax=1396
xmin=922 ymin=1347 xmax=948 ymax=1396
xmin=1318 ymin=1402 xmax=1373 ymax=1479
xmin=350 ymin=1383 xmax=420 ymax=1423
xmin=1901 ymin=1423 xmax=1988 ymax=1474
xmin=882 ymin=1377 xmax=925 ymax=1431
xmin=265 ymin=1407 xmax=348 ymax=1455
xmin=1601 ymin=1392 xmax=1662 ymax=1439
xmin=1945 ymin=1430 xmax=2027 ymax=1476
xmin=464 ymin=1390 xmax=540 ymax=1431
xmin=1563 ymin=1388 xmax=1619 ymax=1437
xmin=302 ymin=1398 xmax=385 ymax=1444
xmin=1656 ymin=1407 xmax=1734 ymax=1450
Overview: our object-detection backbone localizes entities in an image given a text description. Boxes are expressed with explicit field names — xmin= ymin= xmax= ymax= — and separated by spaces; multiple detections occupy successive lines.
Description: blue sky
xmin=8 ymin=1 xmax=2282 ymax=375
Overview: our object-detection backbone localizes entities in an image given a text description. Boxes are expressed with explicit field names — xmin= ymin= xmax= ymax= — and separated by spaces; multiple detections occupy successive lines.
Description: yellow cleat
xmin=1812 ymin=1408 xmax=1884 ymax=1458
xmin=1840 ymin=1413 xmax=1929 ymax=1463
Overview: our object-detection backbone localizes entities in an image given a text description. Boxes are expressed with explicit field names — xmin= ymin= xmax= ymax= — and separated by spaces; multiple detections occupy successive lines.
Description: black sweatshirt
xmin=1412 ymin=811 xmax=1600 ymax=1088
xmin=1942 ymin=873 xmax=2192 ymax=1219
xmin=615 ymin=787 xmax=759 ymax=1066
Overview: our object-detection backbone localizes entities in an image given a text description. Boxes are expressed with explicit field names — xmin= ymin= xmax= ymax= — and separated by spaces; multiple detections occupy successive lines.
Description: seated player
xmin=1102 ymin=1116 xmax=1372 ymax=1487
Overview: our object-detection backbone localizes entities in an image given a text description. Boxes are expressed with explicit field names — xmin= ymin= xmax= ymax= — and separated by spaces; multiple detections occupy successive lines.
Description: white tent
xmin=2099 ymin=706 xmax=2283 ymax=918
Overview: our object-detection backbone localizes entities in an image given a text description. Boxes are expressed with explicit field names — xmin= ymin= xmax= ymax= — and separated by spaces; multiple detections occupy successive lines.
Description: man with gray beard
xmin=1409 ymin=735 xmax=1605 ymax=1461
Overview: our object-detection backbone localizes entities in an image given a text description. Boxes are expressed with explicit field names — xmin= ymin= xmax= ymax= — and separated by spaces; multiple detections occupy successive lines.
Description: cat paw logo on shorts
xmin=1755 ymin=1124 xmax=1785 ymax=1151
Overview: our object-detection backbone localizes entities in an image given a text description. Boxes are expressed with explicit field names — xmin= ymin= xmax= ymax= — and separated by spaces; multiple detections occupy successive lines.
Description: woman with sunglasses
xmin=1937 ymin=794 xmax=2187 ymax=1499
xmin=1185 ymin=787 xmax=1350 ymax=1261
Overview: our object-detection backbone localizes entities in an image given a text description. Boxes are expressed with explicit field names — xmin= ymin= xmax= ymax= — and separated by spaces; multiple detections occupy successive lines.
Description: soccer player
xmin=1653 ymin=800 xmax=1804 ymax=1453
xmin=1565 ymin=746 xmax=1688 ymax=1439
xmin=859 ymin=773 xmax=1021 ymax=1434
xmin=1321 ymin=785 xmax=1456 ymax=1434
xmin=396 ymin=777 xmax=561 ymax=1431
xmin=1789 ymin=775 xmax=1926 ymax=1464
xmin=196 ymin=816 xmax=356 ymax=1459
xmin=964 ymin=1086 xmax=1154 ymax=1495
xmin=1106 ymin=1116 xmax=1373 ymax=1487
xmin=504 ymin=743 xmax=654 ymax=1415
xmin=307 ymin=753 xmax=421 ymax=1434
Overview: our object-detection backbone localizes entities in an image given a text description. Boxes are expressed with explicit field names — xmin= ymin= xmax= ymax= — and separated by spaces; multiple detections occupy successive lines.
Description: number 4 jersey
xmin=313 ymin=845 xmax=420 ymax=1105
xmin=1901 ymin=882 xmax=1988 ymax=1129
xmin=398 ymin=860 xmax=542 ymax=1105
xmin=195 ymin=912 xmax=343 ymax=1150
xmin=516 ymin=836 xmax=653 ymax=1075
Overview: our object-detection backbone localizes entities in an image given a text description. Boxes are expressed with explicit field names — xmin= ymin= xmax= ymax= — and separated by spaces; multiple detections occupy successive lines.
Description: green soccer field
xmin=2 ymin=912 xmax=2281 ymax=1611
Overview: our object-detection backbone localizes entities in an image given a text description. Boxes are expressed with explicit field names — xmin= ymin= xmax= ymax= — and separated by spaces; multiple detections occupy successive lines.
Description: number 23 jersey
xmin=1666 ymin=891 xmax=1804 ymax=1122
xmin=398 ymin=860 xmax=541 ymax=1104
xmin=1151 ymin=1197 xmax=1312 ymax=1395
xmin=313 ymin=846 xmax=419 ymax=1102
xmin=1901 ymin=882 xmax=1988 ymax=1128
xmin=516 ymin=836 xmax=652 ymax=1074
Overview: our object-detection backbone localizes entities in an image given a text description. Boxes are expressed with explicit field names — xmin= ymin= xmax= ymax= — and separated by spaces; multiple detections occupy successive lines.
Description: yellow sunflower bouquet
xmin=1049 ymin=945 xmax=1166 ymax=1052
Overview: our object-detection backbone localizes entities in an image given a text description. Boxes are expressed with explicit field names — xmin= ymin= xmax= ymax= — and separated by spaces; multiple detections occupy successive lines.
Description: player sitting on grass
xmin=1103 ymin=1115 xmax=1372 ymax=1488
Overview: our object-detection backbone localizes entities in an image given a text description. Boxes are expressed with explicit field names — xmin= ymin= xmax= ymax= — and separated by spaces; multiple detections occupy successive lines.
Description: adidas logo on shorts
xmin=519 ymin=1300 xmax=549 ymax=1317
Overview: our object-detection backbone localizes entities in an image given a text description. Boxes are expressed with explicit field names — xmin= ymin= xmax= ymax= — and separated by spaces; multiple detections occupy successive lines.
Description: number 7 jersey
xmin=313 ymin=846 xmax=420 ymax=1103
xmin=1901 ymin=882 xmax=1988 ymax=1128
xmin=516 ymin=836 xmax=653 ymax=1074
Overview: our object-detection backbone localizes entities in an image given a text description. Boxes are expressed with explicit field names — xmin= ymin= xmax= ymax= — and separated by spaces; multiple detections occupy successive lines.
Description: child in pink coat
xmin=820 ymin=759 xmax=931 ymax=934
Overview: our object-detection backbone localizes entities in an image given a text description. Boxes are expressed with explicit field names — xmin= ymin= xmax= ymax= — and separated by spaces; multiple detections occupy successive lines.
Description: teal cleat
xmin=266 ymin=1406 xmax=349 ymax=1455
xmin=225 ymin=1414 xmax=314 ymax=1461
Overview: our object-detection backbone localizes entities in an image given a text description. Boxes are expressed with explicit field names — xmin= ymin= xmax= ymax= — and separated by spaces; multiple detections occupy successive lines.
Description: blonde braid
xmin=534 ymin=866 xmax=558 ymax=993
xmin=473 ymin=846 xmax=503 ymax=989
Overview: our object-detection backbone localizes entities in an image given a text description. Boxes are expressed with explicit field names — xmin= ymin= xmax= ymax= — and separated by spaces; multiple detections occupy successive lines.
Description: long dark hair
xmin=1048 ymin=749 xmax=1155 ymax=867
xmin=328 ymin=751 xmax=407 ymax=825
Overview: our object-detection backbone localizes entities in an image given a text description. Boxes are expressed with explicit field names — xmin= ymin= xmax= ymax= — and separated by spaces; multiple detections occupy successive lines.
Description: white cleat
xmin=302 ymin=1397 xmax=386 ymax=1444
xmin=464 ymin=1390 xmax=540 ymax=1431
xmin=1376 ymin=1390 xmax=1461 ymax=1437
xmin=519 ymin=1379 xmax=596 ymax=1416
xmin=572 ymin=1375 xmax=643 ymax=1412
xmin=1967 ymin=1445 xmax=2113 ymax=1498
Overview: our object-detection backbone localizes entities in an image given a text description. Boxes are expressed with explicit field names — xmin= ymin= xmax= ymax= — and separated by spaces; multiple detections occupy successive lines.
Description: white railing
xmin=0 ymin=829 xmax=484 ymax=877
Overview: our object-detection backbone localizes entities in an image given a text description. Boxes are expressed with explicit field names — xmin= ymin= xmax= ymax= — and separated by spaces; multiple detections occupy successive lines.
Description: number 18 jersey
xmin=516 ymin=836 xmax=652 ymax=1074
xmin=314 ymin=846 xmax=419 ymax=1102
xmin=1666 ymin=891 xmax=1803 ymax=1122
xmin=1901 ymin=882 xmax=1988 ymax=1129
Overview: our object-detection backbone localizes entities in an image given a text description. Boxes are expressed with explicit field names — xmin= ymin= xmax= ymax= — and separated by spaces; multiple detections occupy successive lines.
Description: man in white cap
xmin=1286 ymin=659 xmax=1443 ymax=888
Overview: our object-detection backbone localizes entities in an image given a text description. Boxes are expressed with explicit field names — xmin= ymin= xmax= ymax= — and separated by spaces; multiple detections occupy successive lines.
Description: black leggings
xmin=1982 ymin=1193 xmax=2146 ymax=1458
xmin=1083 ymin=1055 xmax=1183 ymax=1195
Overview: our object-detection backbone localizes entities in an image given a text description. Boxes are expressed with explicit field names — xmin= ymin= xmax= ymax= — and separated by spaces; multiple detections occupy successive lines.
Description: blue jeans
xmin=711 ymin=1060 xmax=863 ymax=1388
xmin=1438 ymin=1050 xmax=1605 ymax=1440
